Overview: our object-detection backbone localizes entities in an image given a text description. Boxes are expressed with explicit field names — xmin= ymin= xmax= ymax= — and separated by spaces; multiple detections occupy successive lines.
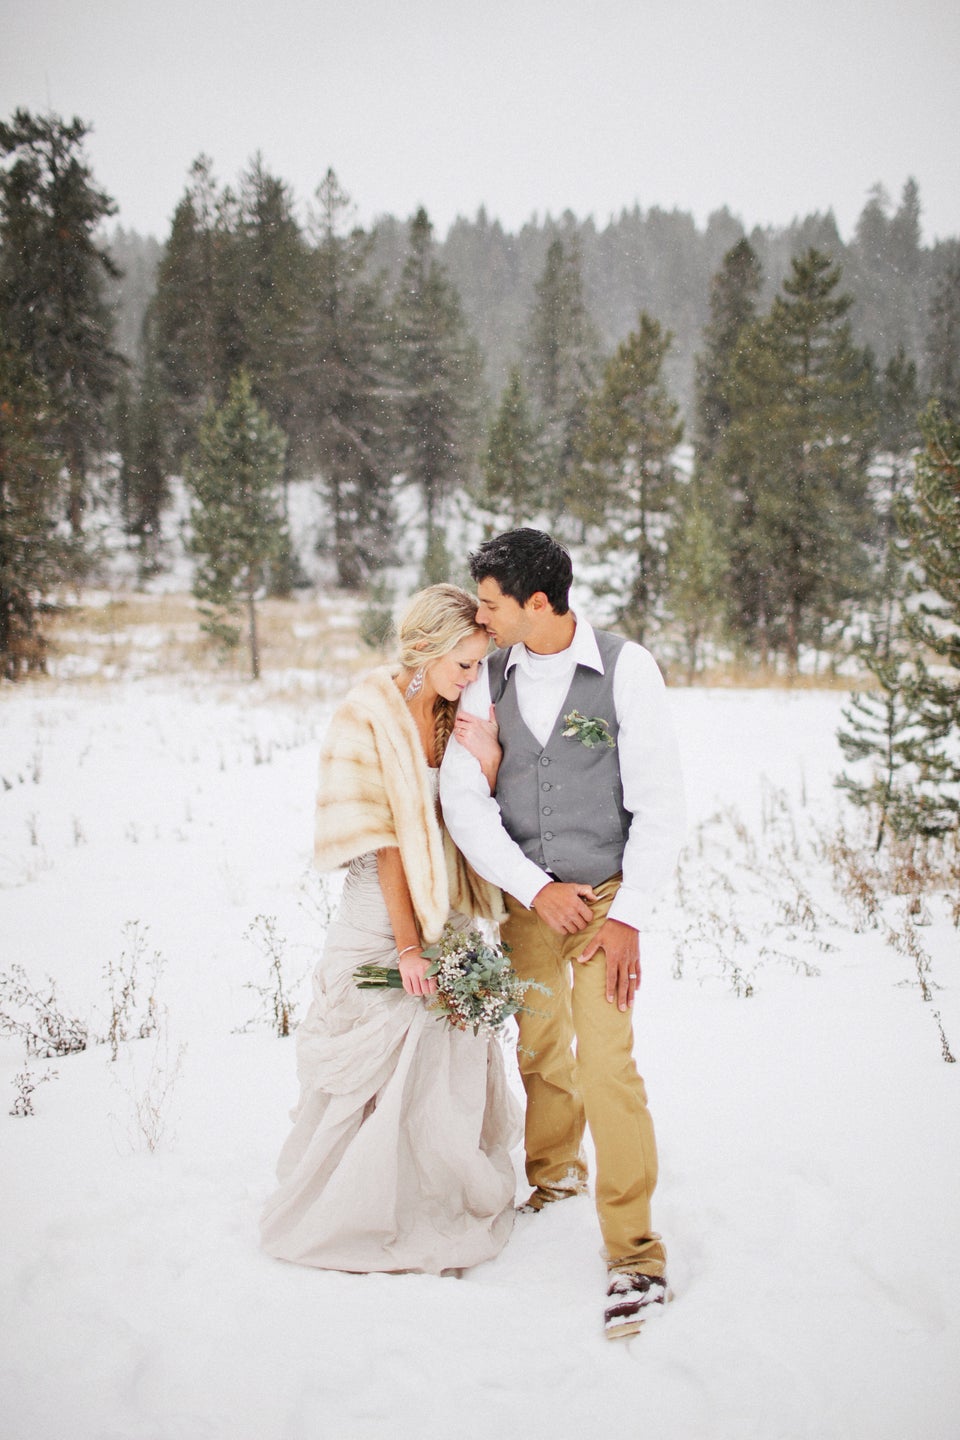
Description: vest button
xmin=542 ymin=806 xmax=552 ymax=816
xmin=541 ymin=781 xmax=551 ymax=791
xmin=543 ymin=831 xmax=554 ymax=841
xmin=539 ymin=756 xmax=550 ymax=766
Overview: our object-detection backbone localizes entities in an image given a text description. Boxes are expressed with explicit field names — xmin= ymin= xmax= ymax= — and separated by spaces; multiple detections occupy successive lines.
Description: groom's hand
xmin=532 ymin=881 xmax=597 ymax=934
xmin=577 ymin=919 xmax=640 ymax=1010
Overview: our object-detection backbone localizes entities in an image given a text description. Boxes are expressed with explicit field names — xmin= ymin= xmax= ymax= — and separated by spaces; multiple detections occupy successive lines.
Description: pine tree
xmin=889 ymin=178 xmax=922 ymax=281
xmin=117 ymin=344 xmax=168 ymax=575
xmin=835 ymin=349 xmax=923 ymax=847
xmin=836 ymin=642 xmax=923 ymax=851
xmin=186 ymin=370 xmax=288 ymax=679
xmin=523 ymin=235 xmax=601 ymax=520
xmin=576 ymin=313 xmax=683 ymax=643
xmin=837 ymin=404 xmax=960 ymax=845
xmin=665 ymin=479 xmax=727 ymax=683
xmin=694 ymin=237 xmax=763 ymax=473
xmin=392 ymin=207 xmax=481 ymax=582
xmin=849 ymin=180 xmax=925 ymax=364
xmin=235 ymin=156 xmax=311 ymax=457
xmin=150 ymin=156 xmax=238 ymax=460
xmin=925 ymin=257 xmax=960 ymax=419
xmin=719 ymin=249 xmax=874 ymax=671
xmin=305 ymin=170 xmax=395 ymax=588
xmin=894 ymin=404 xmax=960 ymax=835
xmin=477 ymin=367 xmax=541 ymax=528
xmin=0 ymin=109 xmax=122 ymax=533
xmin=859 ymin=347 xmax=921 ymax=609
xmin=0 ymin=343 xmax=69 ymax=678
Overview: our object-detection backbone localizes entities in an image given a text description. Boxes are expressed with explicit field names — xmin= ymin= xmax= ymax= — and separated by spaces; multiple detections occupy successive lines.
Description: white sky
xmin=3 ymin=0 xmax=959 ymax=245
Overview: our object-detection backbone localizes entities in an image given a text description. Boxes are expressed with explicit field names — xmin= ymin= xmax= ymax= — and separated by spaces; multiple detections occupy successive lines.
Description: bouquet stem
xmin=353 ymin=963 xmax=405 ymax=989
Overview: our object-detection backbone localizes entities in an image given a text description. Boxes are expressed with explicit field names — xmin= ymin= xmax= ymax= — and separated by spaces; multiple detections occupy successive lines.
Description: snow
xmin=1 ymin=664 xmax=958 ymax=1440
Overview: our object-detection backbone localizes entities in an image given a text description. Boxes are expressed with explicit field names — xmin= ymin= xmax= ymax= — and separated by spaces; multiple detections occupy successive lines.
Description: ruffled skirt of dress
xmin=260 ymin=852 xmax=521 ymax=1273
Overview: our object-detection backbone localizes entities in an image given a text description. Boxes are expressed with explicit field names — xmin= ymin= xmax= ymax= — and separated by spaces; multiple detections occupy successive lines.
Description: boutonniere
xmin=561 ymin=710 xmax=616 ymax=749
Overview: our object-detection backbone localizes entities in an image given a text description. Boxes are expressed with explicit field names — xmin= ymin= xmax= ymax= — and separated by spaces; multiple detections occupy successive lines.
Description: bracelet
xmin=397 ymin=944 xmax=420 ymax=960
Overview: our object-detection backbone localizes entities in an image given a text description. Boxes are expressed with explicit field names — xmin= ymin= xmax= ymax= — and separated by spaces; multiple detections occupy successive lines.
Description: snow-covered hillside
xmin=1 ymin=647 xmax=958 ymax=1439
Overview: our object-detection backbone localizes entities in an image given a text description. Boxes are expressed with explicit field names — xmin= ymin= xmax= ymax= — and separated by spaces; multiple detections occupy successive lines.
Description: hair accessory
xmin=405 ymin=667 xmax=424 ymax=701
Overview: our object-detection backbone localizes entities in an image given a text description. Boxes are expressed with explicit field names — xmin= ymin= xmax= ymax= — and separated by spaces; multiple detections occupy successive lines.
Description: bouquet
xmin=354 ymin=923 xmax=548 ymax=1040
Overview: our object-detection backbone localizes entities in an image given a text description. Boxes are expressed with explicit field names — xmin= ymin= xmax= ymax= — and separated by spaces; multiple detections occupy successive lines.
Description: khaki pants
xmin=503 ymin=877 xmax=666 ymax=1276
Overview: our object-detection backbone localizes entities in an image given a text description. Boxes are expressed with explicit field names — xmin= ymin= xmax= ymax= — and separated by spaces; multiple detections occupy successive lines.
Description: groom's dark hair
xmin=469 ymin=529 xmax=572 ymax=614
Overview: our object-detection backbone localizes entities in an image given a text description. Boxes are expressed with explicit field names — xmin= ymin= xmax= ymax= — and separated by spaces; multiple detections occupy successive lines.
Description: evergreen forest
xmin=2 ymin=109 xmax=959 ymax=845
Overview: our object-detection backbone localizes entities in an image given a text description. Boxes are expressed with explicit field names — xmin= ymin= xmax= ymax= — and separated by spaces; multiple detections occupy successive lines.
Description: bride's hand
xmin=399 ymin=951 xmax=437 ymax=997
xmin=454 ymin=705 xmax=501 ymax=788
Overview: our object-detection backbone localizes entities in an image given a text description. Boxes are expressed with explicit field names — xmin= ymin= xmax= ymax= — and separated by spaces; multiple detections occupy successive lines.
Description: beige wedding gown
xmin=260 ymin=835 xmax=521 ymax=1273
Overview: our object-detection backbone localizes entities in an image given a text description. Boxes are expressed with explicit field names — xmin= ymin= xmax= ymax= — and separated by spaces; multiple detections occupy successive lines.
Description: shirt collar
xmin=502 ymin=615 xmax=604 ymax=676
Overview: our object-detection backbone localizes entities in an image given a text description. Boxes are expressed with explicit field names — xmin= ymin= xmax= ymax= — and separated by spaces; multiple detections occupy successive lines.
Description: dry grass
xmin=31 ymin=591 xmax=387 ymax=695
xmin=676 ymin=657 xmax=859 ymax=691
xmin=25 ymin=591 xmax=867 ymax=696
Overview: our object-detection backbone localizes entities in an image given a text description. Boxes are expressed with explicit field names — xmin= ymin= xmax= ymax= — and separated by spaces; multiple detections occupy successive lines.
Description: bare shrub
xmin=933 ymin=1012 xmax=956 ymax=1064
xmin=238 ymin=914 xmax=303 ymax=1037
xmin=9 ymin=1064 xmax=59 ymax=1117
xmin=0 ymin=964 xmax=88 ymax=1057
xmin=103 ymin=921 xmax=164 ymax=1062
xmin=126 ymin=1029 xmax=187 ymax=1152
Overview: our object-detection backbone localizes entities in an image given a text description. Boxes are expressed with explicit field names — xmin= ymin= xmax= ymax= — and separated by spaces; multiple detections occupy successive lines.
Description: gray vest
xmin=487 ymin=629 xmax=630 ymax=886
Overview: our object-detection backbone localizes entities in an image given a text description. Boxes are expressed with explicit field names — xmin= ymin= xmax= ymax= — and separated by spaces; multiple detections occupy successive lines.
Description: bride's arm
xmin=452 ymin=705 xmax=501 ymax=790
xmin=376 ymin=848 xmax=437 ymax=997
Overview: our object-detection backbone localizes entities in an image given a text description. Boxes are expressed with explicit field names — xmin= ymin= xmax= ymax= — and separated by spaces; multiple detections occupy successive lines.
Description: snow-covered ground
xmin=1 ymin=656 xmax=958 ymax=1440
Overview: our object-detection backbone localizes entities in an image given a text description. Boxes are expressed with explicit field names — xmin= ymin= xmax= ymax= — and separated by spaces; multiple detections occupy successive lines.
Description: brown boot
xmin=604 ymin=1272 xmax=670 ymax=1339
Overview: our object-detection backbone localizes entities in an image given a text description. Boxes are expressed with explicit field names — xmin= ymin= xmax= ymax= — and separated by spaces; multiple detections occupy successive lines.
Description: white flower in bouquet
xmin=354 ymin=922 xmax=548 ymax=1039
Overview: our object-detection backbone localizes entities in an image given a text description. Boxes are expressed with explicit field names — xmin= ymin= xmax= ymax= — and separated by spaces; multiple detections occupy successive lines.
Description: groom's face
xmin=475 ymin=578 xmax=532 ymax=649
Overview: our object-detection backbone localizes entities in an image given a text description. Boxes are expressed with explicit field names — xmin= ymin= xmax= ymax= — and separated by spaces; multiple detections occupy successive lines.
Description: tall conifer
xmin=478 ymin=367 xmax=540 ymax=528
xmin=392 ymin=207 xmax=481 ymax=581
xmin=576 ymin=313 xmax=682 ymax=643
xmin=523 ymin=235 xmax=600 ymax=518
xmin=925 ymin=258 xmax=960 ymax=419
xmin=694 ymin=237 xmax=763 ymax=473
xmin=0 ymin=110 xmax=121 ymax=533
xmin=186 ymin=370 xmax=288 ymax=679
xmin=235 ymin=156 xmax=310 ymax=455
xmin=895 ymin=405 xmax=960 ymax=835
xmin=150 ymin=156 xmax=238 ymax=458
xmin=719 ymin=249 xmax=873 ymax=670
xmin=0 ymin=343 xmax=69 ymax=676
xmin=304 ymin=170 xmax=395 ymax=588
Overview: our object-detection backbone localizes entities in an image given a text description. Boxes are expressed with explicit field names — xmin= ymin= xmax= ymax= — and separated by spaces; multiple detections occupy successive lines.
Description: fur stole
xmin=314 ymin=667 xmax=504 ymax=942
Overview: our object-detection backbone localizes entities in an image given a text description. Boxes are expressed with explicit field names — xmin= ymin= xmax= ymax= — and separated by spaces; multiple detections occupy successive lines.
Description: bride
xmin=260 ymin=584 xmax=519 ymax=1273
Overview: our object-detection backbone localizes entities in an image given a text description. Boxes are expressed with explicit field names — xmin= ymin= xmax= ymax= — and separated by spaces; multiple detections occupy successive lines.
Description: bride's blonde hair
xmin=397 ymin=584 xmax=485 ymax=763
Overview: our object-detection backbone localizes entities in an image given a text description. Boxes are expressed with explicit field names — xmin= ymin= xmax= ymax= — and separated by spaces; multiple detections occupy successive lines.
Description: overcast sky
xmin=3 ymin=0 xmax=959 ymax=246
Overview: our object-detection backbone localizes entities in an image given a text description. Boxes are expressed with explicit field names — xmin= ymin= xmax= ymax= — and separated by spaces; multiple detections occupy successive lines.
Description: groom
xmin=439 ymin=528 xmax=685 ymax=1338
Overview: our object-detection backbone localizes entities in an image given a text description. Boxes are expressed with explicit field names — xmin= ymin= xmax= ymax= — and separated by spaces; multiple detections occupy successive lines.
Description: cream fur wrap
xmin=313 ymin=666 xmax=505 ymax=942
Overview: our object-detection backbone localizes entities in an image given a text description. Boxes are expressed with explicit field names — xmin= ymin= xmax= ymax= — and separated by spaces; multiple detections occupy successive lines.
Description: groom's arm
xmin=440 ymin=667 xmax=554 ymax=909
xmin=441 ymin=730 xmax=597 ymax=930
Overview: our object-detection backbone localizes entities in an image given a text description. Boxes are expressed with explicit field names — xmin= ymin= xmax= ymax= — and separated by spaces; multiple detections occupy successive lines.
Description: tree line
xmin=2 ymin=108 xmax=958 ymax=846
xmin=1 ymin=112 xmax=959 ymax=746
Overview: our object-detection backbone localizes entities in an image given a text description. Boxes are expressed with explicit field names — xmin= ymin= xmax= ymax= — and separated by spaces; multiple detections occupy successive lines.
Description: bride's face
xmin=426 ymin=630 xmax=490 ymax=703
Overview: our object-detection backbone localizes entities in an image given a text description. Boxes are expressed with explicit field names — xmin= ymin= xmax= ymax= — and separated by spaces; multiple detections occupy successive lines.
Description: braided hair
xmin=396 ymin=584 xmax=484 ymax=766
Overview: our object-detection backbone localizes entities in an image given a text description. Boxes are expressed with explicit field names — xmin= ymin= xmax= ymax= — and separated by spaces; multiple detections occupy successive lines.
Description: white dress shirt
xmin=439 ymin=617 xmax=686 ymax=930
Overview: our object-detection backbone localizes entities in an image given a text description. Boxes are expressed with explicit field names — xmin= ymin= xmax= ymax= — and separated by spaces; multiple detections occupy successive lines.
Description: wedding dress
xmin=260 ymin=821 xmax=521 ymax=1273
